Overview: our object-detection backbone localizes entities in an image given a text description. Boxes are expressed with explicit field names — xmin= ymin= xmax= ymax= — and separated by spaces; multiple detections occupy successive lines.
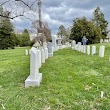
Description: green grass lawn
xmin=0 ymin=43 xmax=110 ymax=110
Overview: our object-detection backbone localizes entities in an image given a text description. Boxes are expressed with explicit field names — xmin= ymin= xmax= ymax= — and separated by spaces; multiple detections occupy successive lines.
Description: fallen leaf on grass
xmin=43 ymin=106 xmax=51 ymax=110
xmin=84 ymin=85 xmax=91 ymax=91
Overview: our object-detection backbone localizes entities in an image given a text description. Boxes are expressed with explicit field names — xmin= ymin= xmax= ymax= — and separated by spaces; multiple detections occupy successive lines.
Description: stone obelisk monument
xmin=37 ymin=0 xmax=46 ymax=45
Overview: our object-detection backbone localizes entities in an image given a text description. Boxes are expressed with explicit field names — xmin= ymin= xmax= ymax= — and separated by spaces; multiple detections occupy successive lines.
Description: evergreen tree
xmin=0 ymin=8 xmax=14 ymax=49
xmin=57 ymin=25 xmax=66 ymax=37
xmin=57 ymin=25 xmax=69 ymax=44
xmin=70 ymin=17 xmax=101 ymax=44
xmin=21 ymin=29 xmax=30 ymax=46
xmin=92 ymin=7 xmax=108 ymax=39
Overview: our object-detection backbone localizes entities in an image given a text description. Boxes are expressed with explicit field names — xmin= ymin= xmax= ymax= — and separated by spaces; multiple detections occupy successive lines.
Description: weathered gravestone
xmin=99 ymin=46 xmax=105 ymax=57
xmin=92 ymin=45 xmax=96 ymax=55
xmin=25 ymin=47 xmax=42 ymax=87
xmin=47 ymin=42 xmax=53 ymax=57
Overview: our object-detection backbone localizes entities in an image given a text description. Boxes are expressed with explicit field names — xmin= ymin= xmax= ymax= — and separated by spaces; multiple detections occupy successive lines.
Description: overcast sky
xmin=11 ymin=0 xmax=110 ymax=35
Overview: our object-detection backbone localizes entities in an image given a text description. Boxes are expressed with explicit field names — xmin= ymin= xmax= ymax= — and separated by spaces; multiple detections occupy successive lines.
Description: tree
xmin=0 ymin=0 xmax=38 ymax=19
xmin=21 ymin=29 xmax=30 ymax=46
xmin=0 ymin=0 xmax=52 ymax=46
xmin=12 ymin=33 xmax=21 ymax=46
xmin=31 ymin=20 xmax=52 ymax=44
xmin=57 ymin=25 xmax=68 ymax=44
xmin=0 ymin=8 xmax=15 ymax=49
xmin=57 ymin=25 xmax=66 ymax=37
xmin=70 ymin=17 xmax=102 ymax=44
xmin=92 ymin=7 xmax=108 ymax=39
xmin=65 ymin=27 xmax=71 ymax=42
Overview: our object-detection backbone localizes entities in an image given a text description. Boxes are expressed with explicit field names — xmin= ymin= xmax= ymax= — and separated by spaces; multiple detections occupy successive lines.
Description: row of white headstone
xmin=71 ymin=40 xmax=105 ymax=57
xmin=100 ymin=39 xmax=110 ymax=43
xmin=25 ymin=36 xmax=71 ymax=87
xmin=25 ymin=42 xmax=54 ymax=87
xmin=52 ymin=36 xmax=71 ymax=50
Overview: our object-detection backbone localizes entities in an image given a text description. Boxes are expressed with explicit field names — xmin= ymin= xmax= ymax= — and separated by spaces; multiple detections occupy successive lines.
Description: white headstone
xmin=25 ymin=49 xmax=28 ymax=55
xmin=25 ymin=47 xmax=42 ymax=87
xmin=87 ymin=46 xmax=90 ymax=55
xmin=99 ymin=46 xmax=105 ymax=57
xmin=83 ymin=45 xmax=86 ymax=53
xmin=75 ymin=44 xmax=78 ymax=50
xmin=37 ymin=49 xmax=41 ymax=68
xmin=100 ymin=39 xmax=103 ymax=43
xmin=92 ymin=45 xmax=96 ymax=55
xmin=78 ymin=42 xmax=81 ymax=51
xmin=52 ymin=36 xmax=57 ymax=51
xmin=41 ymin=49 xmax=45 ymax=63
xmin=72 ymin=40 xmax=76 ymax=49
xmin=44 ymin=48 xmax=48 ymax=59
xmin=57 ymin=38 xmax=62 ymax=49
xmin=47 ymin=42 xmax=53 ymax=57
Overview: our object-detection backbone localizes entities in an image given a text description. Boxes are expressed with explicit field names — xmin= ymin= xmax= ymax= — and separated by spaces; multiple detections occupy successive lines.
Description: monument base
xmin=25 ymin=73 xmax=42 ymax=88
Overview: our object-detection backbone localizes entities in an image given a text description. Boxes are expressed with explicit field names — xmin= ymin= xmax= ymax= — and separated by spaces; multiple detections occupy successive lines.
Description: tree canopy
xmin=0 ymin=7 xmax=15 ymax=49
xmin=21 ymin=29 xmax=30 ymax=46
xmin=92 ymin=7 xmax=108 ymax=39
xmin=70 ymin=7 xmax=108 ymax=44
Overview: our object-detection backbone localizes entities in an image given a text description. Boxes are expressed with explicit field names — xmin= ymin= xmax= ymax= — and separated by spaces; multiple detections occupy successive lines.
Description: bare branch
xmin=15 ymin=0 xmax=38 ymax=10
xmin=0 ymin=0 xmax=38 ymax=19
xmin=30 ymin=0 xmax=37 ymax=8
xmin=0 ymin=0 xmax=12 ymax=6
xmin=0 ymin=14 xmax=24 ymax=19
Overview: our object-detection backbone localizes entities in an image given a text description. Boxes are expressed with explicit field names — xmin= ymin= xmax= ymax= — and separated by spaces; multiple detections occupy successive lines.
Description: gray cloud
xmin=5 ymin=0 xmax=110 ymax=35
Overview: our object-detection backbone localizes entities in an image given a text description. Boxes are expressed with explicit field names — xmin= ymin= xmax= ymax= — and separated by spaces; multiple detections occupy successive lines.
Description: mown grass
xmin=0 ymin=43 xmax=110 ymax=110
